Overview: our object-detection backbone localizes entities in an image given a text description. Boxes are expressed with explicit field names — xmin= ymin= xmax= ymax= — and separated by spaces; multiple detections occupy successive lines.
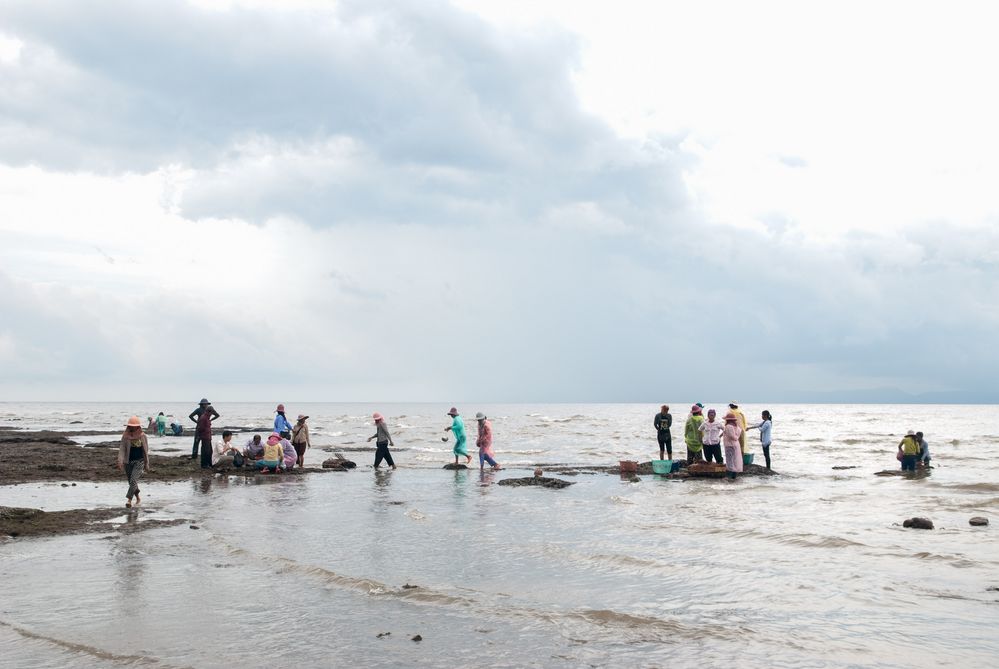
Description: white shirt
xmin=698 ymin=420 xmax=724 ymax=445
xmin=212 ymin=438 xmax=241 ymax=465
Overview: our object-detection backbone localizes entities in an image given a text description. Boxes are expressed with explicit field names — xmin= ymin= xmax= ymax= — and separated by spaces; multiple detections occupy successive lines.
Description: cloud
xmin=0 ymin=1 xmax=996 ymax=402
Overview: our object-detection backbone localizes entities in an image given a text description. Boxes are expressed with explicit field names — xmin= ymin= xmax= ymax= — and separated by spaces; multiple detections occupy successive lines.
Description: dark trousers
xmin=686 ymin=447 xmax=703 ymax=463
xmin=657 ymin=433 xmax=672 ymax=459
xmin=762 ymin=445 xmax=772 ymax=469
xmin=901 ymin=454 xmax=918 ymax=471
xmin=374 ymin=442 xmax=395 ymax=468
xmin=703 ymin=444 xmax=723 ymax=463
xmin=193 ymin=436 xmax=212 ymax=468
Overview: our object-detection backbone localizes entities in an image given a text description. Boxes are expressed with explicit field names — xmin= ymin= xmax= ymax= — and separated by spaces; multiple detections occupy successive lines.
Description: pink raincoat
xmin=476 ymin=420 xmax=495 ymax=458
xmin=723 ymin=423 xmax=743 ymax=473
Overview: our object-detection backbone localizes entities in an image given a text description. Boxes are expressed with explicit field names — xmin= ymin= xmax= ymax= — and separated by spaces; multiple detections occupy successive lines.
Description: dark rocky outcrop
xmin=322 ymin=455 xmax=356 ymax=470
xmin=969 ymin=517 xmax=989 ymax=527
xmin=902 ymin=517 xmax=934 ymax=530
xmin=443 ymin=463 xmax=469 ymax=470
xmin=497 ymin=476 xmax=573 ymax=489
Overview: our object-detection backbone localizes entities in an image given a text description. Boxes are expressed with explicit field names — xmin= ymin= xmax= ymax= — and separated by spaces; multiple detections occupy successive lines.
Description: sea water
xmin=1 ymin=403 xmax=998 ymax=668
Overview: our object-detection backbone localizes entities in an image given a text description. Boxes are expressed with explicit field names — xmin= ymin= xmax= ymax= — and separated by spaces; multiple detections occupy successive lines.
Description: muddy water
xmin=1 ymin=403 xmax=998 ymax=667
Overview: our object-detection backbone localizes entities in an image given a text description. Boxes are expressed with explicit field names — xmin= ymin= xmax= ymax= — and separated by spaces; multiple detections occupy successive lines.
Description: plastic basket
xmin=651 ymin=459 xmax=673 ymax=474
xmin=743 ymin=453 xmax=754 ymax=466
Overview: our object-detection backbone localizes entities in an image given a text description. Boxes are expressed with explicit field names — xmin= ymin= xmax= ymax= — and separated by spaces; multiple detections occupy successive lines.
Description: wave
xmin=0 ymin=619 xmax=176 ymax=667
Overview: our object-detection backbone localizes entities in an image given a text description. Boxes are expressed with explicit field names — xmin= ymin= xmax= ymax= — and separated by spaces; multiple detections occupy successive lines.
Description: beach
xmin=1 ymin=402 xmax=998 ymax=668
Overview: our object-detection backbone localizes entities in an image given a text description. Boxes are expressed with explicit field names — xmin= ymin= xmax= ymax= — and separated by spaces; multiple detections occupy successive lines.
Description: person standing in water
xmin=898 ymin=430 xmax=920 ymax=472
xmin=747 ymin=410 xmax=773 ymax=469
xmin=274 ymin=404 xmax=293 ymax=439
xmin=367 ymin=412 xmax=396 ymax=470
xmin=653 ymin=405 xmax=673 ymax=460
xmin=728 ymin=402 xmax=748 ymax=454
xmin=699 ymin=408 xmax=725 ymax=463
xmin=684 ymin=404 xmax=705 ymax=463
xmin=916 ymin=431 xmax=931 ymax=469
xmin=117 ymin=416 xmax=152 ymax=507
xmin=475 ymin=412 xmax=500 ymax=470
xmin=155 ymin=412 xmax=166 ymax=437
xmin=722 ymin=411 xmax=744 ymax=479
xmin=291 ymin=414 xmax=311 ymax=468
xmin=188 ymin=398 xmax=219 ymax=468
xmin=444 ymin=407 xmax=470 ymax=465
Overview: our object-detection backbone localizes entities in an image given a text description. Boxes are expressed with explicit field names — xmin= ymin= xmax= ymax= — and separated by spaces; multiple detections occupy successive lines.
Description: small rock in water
xmin=60 ymin=483 xmax=68 ymax=487
xmin=902 ymin=517 xmax=934 ymax=530
xmin=411 ymin=634 xmax=422 ymax=642
xmin=402 ymin=583 xmax=418 ymax=589
xmin=443 ymin=463 xmax=467 ymax=470
xmin=377 ymin=632 xmax=391 ymax=638
xmin=189 ymin=525 xmax=200 ymax=530
xmin=969 ymin=516 xmax=989 ymax=526
xmin=71 ymin=483 xmax=77 ymax=486
xmin=987 ymin=586 xmax=999 ymax=592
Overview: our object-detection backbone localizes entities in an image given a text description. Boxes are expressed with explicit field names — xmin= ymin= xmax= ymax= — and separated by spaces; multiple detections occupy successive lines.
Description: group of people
xmin=443 ymin=407 xmax=501 ymax=470
xmin=655 ymin=403 xmax=773 ymax=479
xmin=897 ymin=431 xmax=931 ymax=471
xmin=117 ymin=401 xmax=503 ymax=506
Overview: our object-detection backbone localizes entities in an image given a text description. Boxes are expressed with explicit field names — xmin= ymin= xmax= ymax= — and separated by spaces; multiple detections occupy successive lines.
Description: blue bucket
xmin=651 ymin=459 xmax=672 ymax=475
xmin=743 ymin=453 xmax=754 ymax=466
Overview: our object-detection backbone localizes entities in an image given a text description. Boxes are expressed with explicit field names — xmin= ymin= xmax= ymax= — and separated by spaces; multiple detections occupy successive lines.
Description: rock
xmin=832 ymin=466 xmax=859 ymax=470
xmin=189 ymin=525 xmax=200 ymax=530
xmin=402 ymin=583 xmax=418 ymax=589
xmin=987 ymin=586 xmax=999 ymax=592
xmin=970 ymin=517 xmax=989 ymax=526
xmin=497 ymin=476 xmax=574 ymax=489
xmin=60 ymin=483 xmax=69 ymax=487
xmin=322 ymin=456 xmax=356 ymax=470
xmin=71 ymin=483 xmax=76 ymax=486
xmin=902 ymin=517 xmax=934 ymax=530
xmin=443 ymin=463 xmax=468 ymax=470
xmin=411 ymin=634 xmax=422 ymax=642
xmin=628 ymin=476 xmax=641 ymax=483
xmin=377 ymin=632 xmax=391 ymax=638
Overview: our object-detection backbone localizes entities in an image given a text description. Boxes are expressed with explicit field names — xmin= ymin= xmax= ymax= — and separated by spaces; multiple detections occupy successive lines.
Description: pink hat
xmin=447 ymin=407 xmax=459 ymax=416
xmin=691 ymin=405 xmax=702 ymax=415
xmin=125 ymin=415 xmax=142 ymax=427
xmin=373 ymin=412 xmax=384 ymax=422
xmin=267 ymin=433 xmax=281 ymax=445
xmin=276 ymin=404 xmax=285 ymax=412
xmin=724 ymin=412 xmax=738 ymax=423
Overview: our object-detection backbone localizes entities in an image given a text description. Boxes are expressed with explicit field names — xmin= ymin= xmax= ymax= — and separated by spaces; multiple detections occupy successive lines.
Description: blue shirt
xmin=755 ymin=419 xmax=772 ymax=446
xmin=274 ymin=413 xmax=293 ymax=434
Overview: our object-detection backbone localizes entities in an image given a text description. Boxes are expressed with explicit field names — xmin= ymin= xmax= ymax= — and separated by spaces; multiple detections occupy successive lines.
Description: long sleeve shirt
xmin=654 ymin=412 xmax=672 ymax=434
xmin=476 ymin=420 xmax=494 ymax=455
xmin=749 ymin=420 xmax=772 ymax=446
xmin=274 ymin=413 xmax=293 ymax=434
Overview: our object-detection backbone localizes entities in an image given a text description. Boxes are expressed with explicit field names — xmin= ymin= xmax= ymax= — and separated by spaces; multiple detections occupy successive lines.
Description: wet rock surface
xmin=443 ymin=463 xmax=469 ymax=470
xmin=322 ymin=455 xmax=357 ymax=470
xmin=497 ymin=476 xmax=574 ymax=489
xmin=969 ymin=517 xmax=989 ymax=526
xmin=902 ymin=517 xmax=934 ymax=530
xmin=1 ymin=505 xmax=189 ymax=539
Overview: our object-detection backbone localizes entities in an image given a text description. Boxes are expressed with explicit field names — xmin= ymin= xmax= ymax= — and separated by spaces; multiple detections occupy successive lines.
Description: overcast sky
xmin=1 ymin=0 xmax=997 ymax=402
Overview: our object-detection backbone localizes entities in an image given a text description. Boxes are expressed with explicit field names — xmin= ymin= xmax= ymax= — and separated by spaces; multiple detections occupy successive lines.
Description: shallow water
xmin=2 ymin=403 xmax=998 ymax=667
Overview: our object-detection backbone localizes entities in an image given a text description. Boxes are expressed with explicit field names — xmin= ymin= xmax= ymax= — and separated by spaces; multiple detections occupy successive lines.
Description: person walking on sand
xmin=444 ymin=407 xmax=471 ymax=465
xmin=274 ymin=404 xmax=293 ymax=439
xmin=699 ymin=409 xmax=725 ymax=464
xmin=292 ymin=414 xmax=311 ymax=468
xmin=155 ymin=412 xmax=166 ymax=437
xmin=898 ymin=430 xmax=920 ymax=472
xmin=118 ymin=416 xmax=152 ymax=508
xmin=367 ymin=412 xmax=396 ymax=470
xmin=684 ymin=404 xmax=705 ymax=463
xmin=722 ymin=411 xmax=744 ymax=479
xmin=475 ymin=412 xmax=500 ymax=470
xmin=728 ymin=402 xmax=748 ymax=454
xmin=189 ymin=398 xmax=220 ymax=468
xmin=747 ymin=410 xmax=773 ymax=469
xmin=654 ymin=405 xmax=673 ymax=460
